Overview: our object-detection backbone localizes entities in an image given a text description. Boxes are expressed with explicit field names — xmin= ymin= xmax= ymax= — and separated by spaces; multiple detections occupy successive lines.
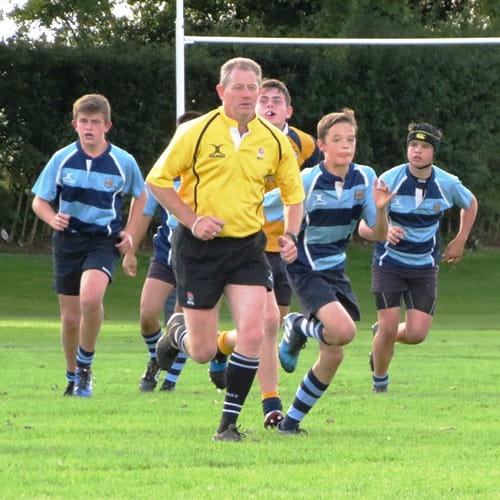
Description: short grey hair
xmin=219 ymin=57 xmax=262 ymax=87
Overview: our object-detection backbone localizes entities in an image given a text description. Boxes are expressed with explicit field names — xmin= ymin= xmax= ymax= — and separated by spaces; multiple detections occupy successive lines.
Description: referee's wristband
xmin=191 ymin=216 xmax=204 ymax=238
xmin=285 ymin=232 xmax=299 ymax=245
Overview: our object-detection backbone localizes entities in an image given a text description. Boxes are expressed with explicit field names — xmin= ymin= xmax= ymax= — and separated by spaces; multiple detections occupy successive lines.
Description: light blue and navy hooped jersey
xmin=265 ymin=162 xmax=378 ymax=272
xmin=143 ymin=185 xmax=178 ymax=266
xmin=374 ymin=163 xmax=474 ymax=268
xmin=32 ymin=141 xmax=145 ymax=236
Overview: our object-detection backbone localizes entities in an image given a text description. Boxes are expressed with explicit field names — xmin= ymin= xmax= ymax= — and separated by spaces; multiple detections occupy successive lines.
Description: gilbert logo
xmin=209 ymin=144 xmax=225 ymax=159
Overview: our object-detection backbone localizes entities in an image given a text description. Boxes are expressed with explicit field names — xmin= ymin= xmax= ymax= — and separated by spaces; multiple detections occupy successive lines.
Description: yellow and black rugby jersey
xmin=263 ymin=124 xmax=321 ymax=252
xmin=147 ymin=106 xmax=304 ymax=238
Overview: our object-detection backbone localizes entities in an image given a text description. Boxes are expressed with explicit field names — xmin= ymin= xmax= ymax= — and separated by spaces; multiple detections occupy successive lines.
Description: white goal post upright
xmin=175 ymin=0 xmax=500 ymax=117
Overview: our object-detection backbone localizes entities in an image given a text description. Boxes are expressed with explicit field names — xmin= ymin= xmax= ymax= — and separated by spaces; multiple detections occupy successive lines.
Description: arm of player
xmin=117 ymin=188 xmax=147 ymax=255
xmin=369 ymin=179 xmax=394 ymax=241
xmin=278 ymin=202 xmax=303 ymax=263
xmin=442 ymin=194 xmax=478 ymax=263
xmin=32 ymin=196 xmax=70 ymax=231
xmin=147 ymin=183 xmax=224 ymax=240
xmin=121 ymin=213 xmax=152 ymax=278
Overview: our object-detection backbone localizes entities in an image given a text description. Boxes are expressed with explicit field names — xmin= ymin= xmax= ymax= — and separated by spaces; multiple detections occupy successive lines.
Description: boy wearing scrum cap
xmin=359 ymin=122 xmax=478 ymax=393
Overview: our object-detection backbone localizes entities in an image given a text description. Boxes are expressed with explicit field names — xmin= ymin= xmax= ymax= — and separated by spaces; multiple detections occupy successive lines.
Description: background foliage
xmin=1 ymin=0 xmax=499 ymax=246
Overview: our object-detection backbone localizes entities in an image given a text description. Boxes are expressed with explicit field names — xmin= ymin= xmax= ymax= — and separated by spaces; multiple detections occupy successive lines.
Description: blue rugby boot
xmin=73 ymin=367 xmax=93 ymax=397
xmin=279 ymin=312 xmax=307 ymax=373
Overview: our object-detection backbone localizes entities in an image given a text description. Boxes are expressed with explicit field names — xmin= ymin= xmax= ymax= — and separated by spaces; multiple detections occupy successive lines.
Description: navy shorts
xmin=52 ymin=232 xmax=121 ymax=296
xmin=371 ymin=264 xmax=438 ymax=314
xmin=172 ymin=225 xmax=272 ymax=309
xmin=265 ymin=251 xmax=292 ymax=307
xmin=286 ymin=266 xmax=360 ymax=321
xmin=146 ymin=258 xmax=176 ymax=286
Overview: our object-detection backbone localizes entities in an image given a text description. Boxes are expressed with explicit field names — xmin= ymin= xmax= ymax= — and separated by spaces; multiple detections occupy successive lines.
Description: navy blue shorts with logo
xmin=52 ymin=231 xmax=121 ymax=296
xmin=265 ymin=251 xmax=292 ymax=307
xmin=172 ymin=225 xmax=272 ymax=309
xmin=286 ymin=266 xmax=360 ymax=321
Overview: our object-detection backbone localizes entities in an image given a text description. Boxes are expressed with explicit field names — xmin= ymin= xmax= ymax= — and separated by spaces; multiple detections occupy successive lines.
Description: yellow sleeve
xmin=274 ymin=137 xmax=305 ymax=205
xmin=146 ymin=124 xmax=196 ymax=188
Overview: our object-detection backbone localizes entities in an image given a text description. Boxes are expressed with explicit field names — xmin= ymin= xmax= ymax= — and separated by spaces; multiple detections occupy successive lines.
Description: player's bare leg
xmin=58 ymin=294 xmax=80 ymax=395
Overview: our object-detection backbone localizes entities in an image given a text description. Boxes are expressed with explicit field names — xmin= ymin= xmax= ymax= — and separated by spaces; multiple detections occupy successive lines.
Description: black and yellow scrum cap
xmin=407 ymin=123 xmax=442 ymax=152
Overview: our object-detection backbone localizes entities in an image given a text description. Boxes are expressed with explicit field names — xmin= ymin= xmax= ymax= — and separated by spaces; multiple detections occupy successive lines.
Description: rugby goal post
xmin=175 ymin=0 xmax=500 ymax=117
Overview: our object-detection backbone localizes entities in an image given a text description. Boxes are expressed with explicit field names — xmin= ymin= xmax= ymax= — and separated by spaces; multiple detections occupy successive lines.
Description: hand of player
xmin=278 ymin=234 xmax=298 ymax=263
xmin=52 ymin=212 xmax=70 ymax=231
xmin=442 ymin=238 xmax=465 ymax=264
xmin=116 ymin=231 xmax=133 ymax=254
xmin=191 ymin=215 xmax=225 ymax=240
xmin=373 ymin=178 xmax=395 ymax=210
xmin=387 ymin=225 xmax=405 ymax=245
xmin=122 ymin=252 xmax=137 ymax=277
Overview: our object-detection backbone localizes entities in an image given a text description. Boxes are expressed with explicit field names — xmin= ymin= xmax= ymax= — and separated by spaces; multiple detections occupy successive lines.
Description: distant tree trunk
xmin=8 ymin=188 xmax=24 ymax=243
xmin=28 ymin=211 xmax=40 ymax=245
xmin=20 ymin=190 xmax=31 ymax=242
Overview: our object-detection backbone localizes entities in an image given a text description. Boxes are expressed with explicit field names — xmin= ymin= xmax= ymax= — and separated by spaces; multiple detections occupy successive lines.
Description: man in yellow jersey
xmin=147 ymin=57 xmax=304 ymax=442
xmin=213 ymin=79 xmax=321 ymax=428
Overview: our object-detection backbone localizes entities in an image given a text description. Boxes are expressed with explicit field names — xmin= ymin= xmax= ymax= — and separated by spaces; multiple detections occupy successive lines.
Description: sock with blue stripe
xmin=293 ymin=315 xmax=328 ymax=344
xmin=164 ymin=352 xmax=188 ymax=383
xmin=143 ymin=328 xmax=162 ymax=360
xmin=283 ymin=368 xmax=329 ymax=429
xmin=217 ymin=351 xmax=259 ymax=433
xmin=372 ymin=373 xmax=389 ymax=389
xmin=76 ymin=346 xmax=94 ymax=369
xmin=66 ymin=370 xmax=75 ymax=384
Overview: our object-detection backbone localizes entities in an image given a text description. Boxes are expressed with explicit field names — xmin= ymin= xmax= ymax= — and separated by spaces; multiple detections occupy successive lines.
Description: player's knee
xmin=80 ymin=295 xmax=101 ymax=315
xmin=60 ymin=313 xmax=79 ymax=332
xmin=406 ymin=329 xmax=429 ymax=344
xmin=238 ymin=326 xmax=265 ymax=349
xmin=190 ymin=345 xmax=217 ymax=363
xmin=323 ymin=324 xmax=355 ymax=346
xmin=139 ymin=306 xmax=160 ymax=332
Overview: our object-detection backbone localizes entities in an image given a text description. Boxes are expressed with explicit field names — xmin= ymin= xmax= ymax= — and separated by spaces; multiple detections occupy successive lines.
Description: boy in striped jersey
xmin=265 ymin=109 xmax=393 ymax=433
xmin=358 ymin=123 xmax=477 ymax=393
xmin=32 ymin=94 xmax=146 ymax=397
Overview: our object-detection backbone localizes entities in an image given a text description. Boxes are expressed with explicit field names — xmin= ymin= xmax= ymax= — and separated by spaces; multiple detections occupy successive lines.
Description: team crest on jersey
xmin=433 ymin=203 xmax=441 ymax=212
xmin=257 ymin=147 xmax=265 ymax=160
xmin=186 ymin=291 xmax=195 ymax=306
xmin=209 ymin=144 xmax=225 ymax=159
xmin=354 ymin=190 xmax=365 ymax=201
xmin=104 ymin=178 xmax=114 ymax=189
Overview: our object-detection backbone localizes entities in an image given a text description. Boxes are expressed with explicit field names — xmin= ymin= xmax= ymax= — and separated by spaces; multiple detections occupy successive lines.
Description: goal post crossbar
xmin=184 ymin=35 xmax=500 ymax=46
xmin=175 ymin=0 xmax=499 ymax=116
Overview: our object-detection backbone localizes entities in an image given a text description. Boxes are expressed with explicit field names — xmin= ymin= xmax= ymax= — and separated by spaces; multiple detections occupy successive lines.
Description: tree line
xmin=1 ymin=1 xmax=499 ymax=247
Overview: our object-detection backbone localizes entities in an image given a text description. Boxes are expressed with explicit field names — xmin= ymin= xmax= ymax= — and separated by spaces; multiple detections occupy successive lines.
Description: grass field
xmin=1 ymin=246 xmax=499 ymax=498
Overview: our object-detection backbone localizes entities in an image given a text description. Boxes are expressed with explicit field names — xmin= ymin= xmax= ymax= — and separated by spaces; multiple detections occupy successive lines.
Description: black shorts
xmin=371 ymin=264 xmax=438 ymax=314
xmin=52 ymin=232 xmax=120 ymax=296
xmin=265 ymin=251 xmax=292 ymax=307
xmin=146 ymin=258 xmax=176 ymax=286
xmin=286 ymin=267 xmax=360 ymax=321
xmin=172 ymin=225 xmax=272 ymax=309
